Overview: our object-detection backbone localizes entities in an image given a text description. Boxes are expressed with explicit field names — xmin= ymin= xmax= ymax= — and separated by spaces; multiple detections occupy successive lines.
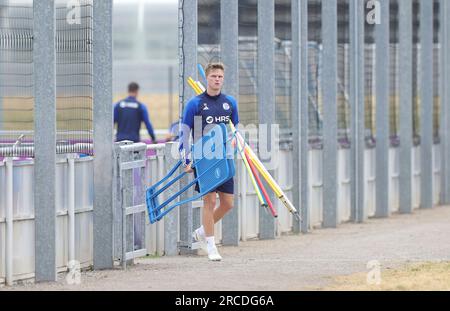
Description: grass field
xmin=1 ymin=94 xmax=442 ymax=137
xmin=0 ymin=94 xmax=178 ymax=131
xmin=322 ymin=261 xmax=450 ymax=291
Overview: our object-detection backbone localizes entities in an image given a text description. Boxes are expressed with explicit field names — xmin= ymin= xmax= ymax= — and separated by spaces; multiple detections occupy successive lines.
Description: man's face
xmin=206 ymin=69 xmax=224 ymax=92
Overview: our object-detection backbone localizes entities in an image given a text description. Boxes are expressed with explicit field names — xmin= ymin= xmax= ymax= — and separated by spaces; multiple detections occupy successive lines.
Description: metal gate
xmin=114 ymin=141 xmax=147 ymax=268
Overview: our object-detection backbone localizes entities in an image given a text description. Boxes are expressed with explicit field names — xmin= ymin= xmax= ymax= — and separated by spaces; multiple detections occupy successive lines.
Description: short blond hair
xmin=205 ymin=62 xmax=225 ymax=76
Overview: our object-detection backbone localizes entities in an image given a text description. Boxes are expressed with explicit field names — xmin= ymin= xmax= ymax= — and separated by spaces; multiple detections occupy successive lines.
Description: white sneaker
xmin=192 ymin=230 xmax=207 ymax=251
xmin=207 ymin=246 xmax=222 ymax=261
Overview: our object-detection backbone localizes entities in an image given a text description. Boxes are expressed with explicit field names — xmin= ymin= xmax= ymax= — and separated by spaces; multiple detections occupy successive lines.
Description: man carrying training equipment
xmin=179 ymin=63 xmax=239 ymax=261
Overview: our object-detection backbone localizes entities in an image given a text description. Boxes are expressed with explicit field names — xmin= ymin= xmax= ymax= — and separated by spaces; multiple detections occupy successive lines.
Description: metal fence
xmin=0 ymin=1 xmax=34 ymax=157
xmin=194 ymin=0 xmax=449 ymax=230
xmin=1 ymin=0 xmax=450 ymax=287
xmin=55 ymin=0 xmax=93 ymax=154
xmin=0 ymin=0 xmax=113 ymax=285
xmin=0 ymin=0 xmax=94 ymax=157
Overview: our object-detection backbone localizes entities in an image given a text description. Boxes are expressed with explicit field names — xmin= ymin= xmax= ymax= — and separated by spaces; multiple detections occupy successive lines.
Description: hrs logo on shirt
xmin=206 ymin=116 xmax=231 ymax=124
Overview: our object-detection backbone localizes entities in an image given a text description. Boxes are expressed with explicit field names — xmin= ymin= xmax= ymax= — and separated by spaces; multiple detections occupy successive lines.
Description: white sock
xmin=196 ymin=226 xmax=205 ymax=238
xmin=206 ymin=236 xmax=216 ymax=251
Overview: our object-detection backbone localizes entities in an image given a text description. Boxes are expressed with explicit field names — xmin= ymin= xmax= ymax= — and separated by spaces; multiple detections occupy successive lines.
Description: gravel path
xmin=4 ymin=205 xmax=450 ymax=291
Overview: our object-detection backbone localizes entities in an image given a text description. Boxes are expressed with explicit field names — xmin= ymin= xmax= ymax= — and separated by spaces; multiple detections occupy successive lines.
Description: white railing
xmin=0 ymin=143 xmax=443 ymax=284
xmin=0 ymin=156 xmax=94 ymax=285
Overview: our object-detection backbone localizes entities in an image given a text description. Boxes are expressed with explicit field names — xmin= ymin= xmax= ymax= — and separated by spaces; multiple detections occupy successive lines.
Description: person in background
xmin=114 ymin=82 xmax=157 ymax=144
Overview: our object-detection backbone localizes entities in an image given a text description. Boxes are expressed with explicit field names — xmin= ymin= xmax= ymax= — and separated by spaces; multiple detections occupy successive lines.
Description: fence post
xmin=68 ymin=155 xmax=76 ymax=263
xmin=5 ymin=158 xmax=13 ymax=285
xmin=33 ymin=0 xmax=56 ymax=282
xmin=156 ymin=147 xmax=165 ymax=255
xmin=375 ymin=0 xmax=390 ymax=218
xmin=322 ymin=0 xmax=338 ymax=228
xmin=113 ymin=142 xmax=123 ymax=262
xmin=257 ymin=0 xmax=276 ymax=240
xmin=93 ymin=0 xmax=114 ymax=269
xmin=178 ymin=0 xmax=197 ymax=253
xmin=292 ymin=0 xmax=309 ymax=233
xmin=350 ymin=0 xmax=366 ymax=223
xmin=118 ymin=142 xmax=133 ymax=268
xmin=441 ymin=0 xmax=450 ymax=204
xmin=420 ymin=0 xmax=434 ymax=209
xmin=399 ymin=0 xmax=413 ymax=214
xmin=221 ymin=0 xmax=240 ymax=246
xmin=164 ymin=143 xmax=180 ymax=256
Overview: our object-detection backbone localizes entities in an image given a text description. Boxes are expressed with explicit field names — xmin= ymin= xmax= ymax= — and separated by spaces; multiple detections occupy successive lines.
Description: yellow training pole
xmin=188 ymin=77 xmax=202 ymax=94
xmin=235 ymin=129 xmax=267 ymax=206
xmin=229 ymin=122 xmax=299 ymax=217
xmin=238 ymin=130 xmax=298 ymax=216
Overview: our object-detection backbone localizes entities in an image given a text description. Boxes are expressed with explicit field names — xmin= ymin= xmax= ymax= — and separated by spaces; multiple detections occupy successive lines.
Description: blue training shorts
xmin=193 ymin=168 xmax=234 ymax=194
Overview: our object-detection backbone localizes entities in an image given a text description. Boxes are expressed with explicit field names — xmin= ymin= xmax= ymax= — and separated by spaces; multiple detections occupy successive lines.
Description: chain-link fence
xmin=389 ymin=43 xmax=400 ymax=146
xmin=365 ymin=44 xmax=376 ymax=147
xmin=55 ymin=0 xmax=93 ymax=154
xmin=0 ymin=1 xmax=34 ymax=157
xmin=389 ymin=42 xmax=441 ymax=147
xmin=275 ymin=40 xmax=292 ymax=131
xmin=307 ymin=42 xmax=322 ymax=145
xmin=2 ymin=0 xmax=442 ymax=158
xmin=0 ymin=0 xmax=94 ymax=157
xmin=237 ymin=38 xmax=258 ymax=127
xmin=197 ymin=0 xmax=294 ymax=138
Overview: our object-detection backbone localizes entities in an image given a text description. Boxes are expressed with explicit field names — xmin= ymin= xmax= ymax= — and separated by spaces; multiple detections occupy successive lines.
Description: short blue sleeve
xmin=226 ymin=95 xmax=239 ymax=126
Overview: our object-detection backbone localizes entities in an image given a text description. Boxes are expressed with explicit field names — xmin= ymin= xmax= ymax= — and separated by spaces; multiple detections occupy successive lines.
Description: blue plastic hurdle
xmin=146 ymin=123 xmax=235 ymax=224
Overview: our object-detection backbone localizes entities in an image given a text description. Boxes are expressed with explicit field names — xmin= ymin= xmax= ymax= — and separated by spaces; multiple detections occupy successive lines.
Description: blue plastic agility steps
xmin=146 ymin=123 xmax=235 ymax=224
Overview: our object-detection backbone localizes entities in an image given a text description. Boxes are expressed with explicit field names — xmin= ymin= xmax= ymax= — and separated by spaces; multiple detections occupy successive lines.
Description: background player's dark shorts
xmin=193 ymin=168 xmax=234 ymax=194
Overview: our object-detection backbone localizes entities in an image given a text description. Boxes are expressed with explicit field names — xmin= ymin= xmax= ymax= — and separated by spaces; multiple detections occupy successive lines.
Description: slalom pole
xmin=235 ymin=128 xmax=268 ymax=209
xmin=187 ymin=78 xmax=198 ymax=93
xmin=243 ymin=135 xmax=299 ymax=219
xmin=229 ymin=122 xmax=300 ymax=221
xmin=188 ymin=77 xmax=202 ymax=94
xmin=239 ymin=131 xmax=297 ymax=216
xmin=188 ymin=77 xmax=201 ymax=95
xmin=198 ymin=64 xmax=207 ymax=83
xmin=196 ymin=80 xmax=206 ymax=92
xmin=245 ymin=151 xmax=277 ymax=218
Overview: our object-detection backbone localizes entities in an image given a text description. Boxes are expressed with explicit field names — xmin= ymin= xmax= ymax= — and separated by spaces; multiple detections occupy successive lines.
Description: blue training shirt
xmin=179 ymin=91 xmax=239 ymax=166
xmin=114 ymin=96 xmax=156 ymax=143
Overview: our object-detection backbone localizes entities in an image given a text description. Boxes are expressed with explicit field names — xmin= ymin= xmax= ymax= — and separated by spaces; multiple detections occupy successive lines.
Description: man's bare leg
xmin=194 ymin=192 xmax=233 ymax=237
xmin=214 ymin=192 xmax=234 ymax=223
xmin=202 ymin=192 xmax=217 ymax=237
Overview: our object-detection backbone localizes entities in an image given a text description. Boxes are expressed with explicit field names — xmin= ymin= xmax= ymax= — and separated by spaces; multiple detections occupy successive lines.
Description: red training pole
xmin=245 ymin=151 xmax=278 ymax=218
